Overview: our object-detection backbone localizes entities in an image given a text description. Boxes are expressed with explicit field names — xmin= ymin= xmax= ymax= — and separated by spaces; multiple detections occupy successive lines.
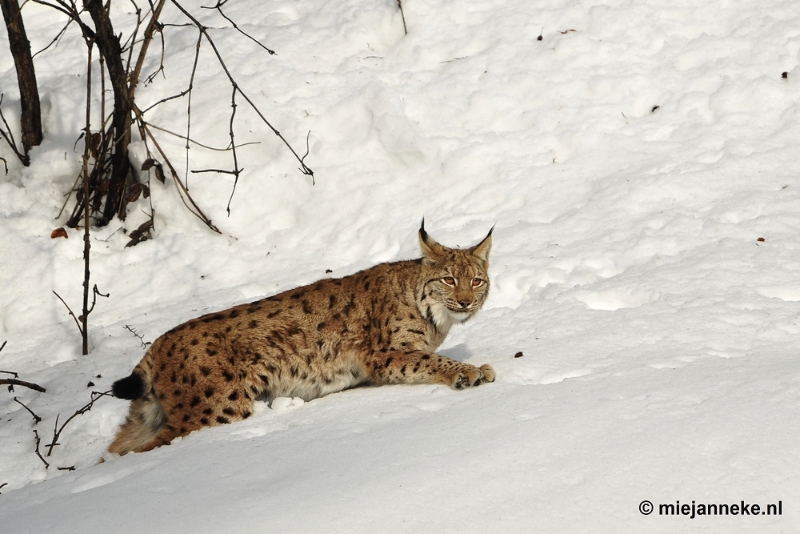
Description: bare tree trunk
xmin=0 ymin=0 xmax=43 ymax=164
xmin=83 ymin=0 xmax=132 ymax=225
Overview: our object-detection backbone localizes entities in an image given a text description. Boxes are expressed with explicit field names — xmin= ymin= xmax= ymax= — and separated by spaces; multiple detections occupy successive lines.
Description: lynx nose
xmin=458 ymin=299 xmax=472 ymax=309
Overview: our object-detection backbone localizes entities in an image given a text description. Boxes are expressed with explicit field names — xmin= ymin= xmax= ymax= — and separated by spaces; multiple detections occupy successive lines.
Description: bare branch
xmin=133 ymin=105 xmax=221 ymax=233
xmin=30 ymin=0 xmax=74 ymax=20
xmin=129 ymin=0 xmax=166 ymax=101
xmin=171 ymin=0 xmax=314 ymax=181
xmin=1 ymin=378 xmax=47 ymax=393
xmin=80 ymin=35 xmax=93 ymax=355
xmin=0 ymin=93 xmax=28 ymax=164
xmin=191 ymin=168 xmax=238 ymax=175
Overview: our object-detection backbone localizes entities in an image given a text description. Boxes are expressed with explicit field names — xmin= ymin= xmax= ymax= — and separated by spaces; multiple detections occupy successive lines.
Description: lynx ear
xmin=470 ymin=226 xmax=493 ymax=263
xmin=419 ymin=218 xmax=446 ymax=264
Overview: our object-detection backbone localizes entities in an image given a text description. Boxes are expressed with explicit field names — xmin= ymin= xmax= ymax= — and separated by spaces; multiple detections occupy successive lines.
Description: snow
xmin=1 ymin=0 xmax=799 ymax=532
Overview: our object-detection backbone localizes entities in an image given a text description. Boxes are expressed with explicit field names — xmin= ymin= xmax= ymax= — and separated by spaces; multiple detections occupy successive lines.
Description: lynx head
xmin=416 ymin=220 xmax=493 ymax=331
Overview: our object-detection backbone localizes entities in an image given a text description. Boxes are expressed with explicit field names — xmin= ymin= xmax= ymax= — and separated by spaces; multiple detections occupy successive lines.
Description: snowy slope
xmin=1 ymin=0 xmax=799 ymax=532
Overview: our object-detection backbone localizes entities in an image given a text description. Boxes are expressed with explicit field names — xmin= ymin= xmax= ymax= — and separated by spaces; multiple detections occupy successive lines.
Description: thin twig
xmin=32 ymin=16 xmax=73 ymax=58
xmin=52 ymin=290 xmax=84 ymax=335
xmin=122 ymin=0 xmax=143 ymax=72
xmin=140 ymin=88 xmax=190 ymax=115
xmin=147 ymin=122 xmax=259 ymax=151
xmin=300 ymin=130 xmax=311 ymax=170
xmin=184 ymin=30 xmax=203 ymax=190
xmin=397 ymin=0 xmax=407 ymax=35
xmin=33 ymin=429 xmax=50 ymax=468
xmin=224 ymin=86 xmax=240 ymax=215
xmin=124 ymin=325 xmax=151 ymax=347
xmin=203 ymin=0 xmax=276 ymax=55
xmin=30 ymin=0 xmax=74 ymax=21
xmin=13 ymin=397 xmax=43 ymax=423
xmin=46 ymin=390 xmax=112 ymax=456
xmin=86 ymin=284 xmax=110 ymax=315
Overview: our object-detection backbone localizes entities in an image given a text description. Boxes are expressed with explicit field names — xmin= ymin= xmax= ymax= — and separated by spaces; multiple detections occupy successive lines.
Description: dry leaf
xmin=125 ymin=218 xmax=154 ymax=248
xmin=154 ymin=163 xmax=166 ymax=183
xmin=51 ymin=227 xmax=68 ymax=239
xmin=89 ymin=132 xmax=102 ymax=159
xmin=127 ymin=183 xmax=151 ymax=203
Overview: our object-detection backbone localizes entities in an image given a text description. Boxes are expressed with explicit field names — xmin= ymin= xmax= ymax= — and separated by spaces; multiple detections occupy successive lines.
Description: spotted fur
xmin=108 ymin=222 xmax=495 ymax=455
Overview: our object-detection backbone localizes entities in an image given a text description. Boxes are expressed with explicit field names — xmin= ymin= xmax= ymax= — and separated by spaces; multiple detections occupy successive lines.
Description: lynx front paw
xmin=450 ymin=363 xmax=496 ymax=389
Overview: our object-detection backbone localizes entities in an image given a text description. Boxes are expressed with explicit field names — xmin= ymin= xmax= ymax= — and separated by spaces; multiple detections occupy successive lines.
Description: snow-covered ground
xmin=1 ymin=0 xmax=799 ymax=532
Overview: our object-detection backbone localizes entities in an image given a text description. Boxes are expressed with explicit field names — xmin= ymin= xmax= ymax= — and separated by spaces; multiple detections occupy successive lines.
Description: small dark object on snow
xmin=757 ymin=237 xmax=765 ymax=242
xmin=514 ymin=351 xmax=523 ymax=358
xmin=782 ymin=72 xmax=788 ymax=79
xmin=87 ymin=381 xmax=95 ymax=387
xmin=651 ymin=105 xmax=660 ymax=113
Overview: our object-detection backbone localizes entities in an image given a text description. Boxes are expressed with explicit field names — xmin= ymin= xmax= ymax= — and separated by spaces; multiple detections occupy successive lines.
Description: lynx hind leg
xmin=107 ymin=393 xmax=166 ymax=455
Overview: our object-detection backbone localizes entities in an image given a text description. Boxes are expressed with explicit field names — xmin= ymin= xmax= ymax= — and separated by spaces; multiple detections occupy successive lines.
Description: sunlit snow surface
xmin=1 ymin=0 xmax=799 ymax=532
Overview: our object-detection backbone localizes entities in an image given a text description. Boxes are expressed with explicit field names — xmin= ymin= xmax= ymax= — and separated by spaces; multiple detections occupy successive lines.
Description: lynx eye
xmin=471 ymin=278 xmax=484 ymax=288
xmin=442 ymin=276 xmax=456 ymax=286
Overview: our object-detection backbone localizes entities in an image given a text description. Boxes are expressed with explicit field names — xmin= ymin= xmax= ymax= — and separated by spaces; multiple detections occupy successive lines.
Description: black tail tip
xmin=112 ymin=373 xmax=146 ymax=400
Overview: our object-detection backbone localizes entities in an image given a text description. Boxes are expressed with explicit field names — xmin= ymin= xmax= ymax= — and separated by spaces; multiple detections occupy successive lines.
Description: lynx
xmin=108 ymin=221 xmax=495 ymax=455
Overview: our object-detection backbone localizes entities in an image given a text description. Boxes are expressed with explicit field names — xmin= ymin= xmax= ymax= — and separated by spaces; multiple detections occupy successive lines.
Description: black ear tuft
xmin=112 ymin=373 xmax=146 ymax=400
xmin=419 ymin=218 xmax=427 ymax=241
xmin=471 ymin=226 xmax=493 ymax=262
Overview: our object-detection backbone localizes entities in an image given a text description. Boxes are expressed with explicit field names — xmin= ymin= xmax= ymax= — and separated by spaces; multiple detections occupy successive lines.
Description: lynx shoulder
xmin=108 ymin=222 xmax=495 ymax=455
